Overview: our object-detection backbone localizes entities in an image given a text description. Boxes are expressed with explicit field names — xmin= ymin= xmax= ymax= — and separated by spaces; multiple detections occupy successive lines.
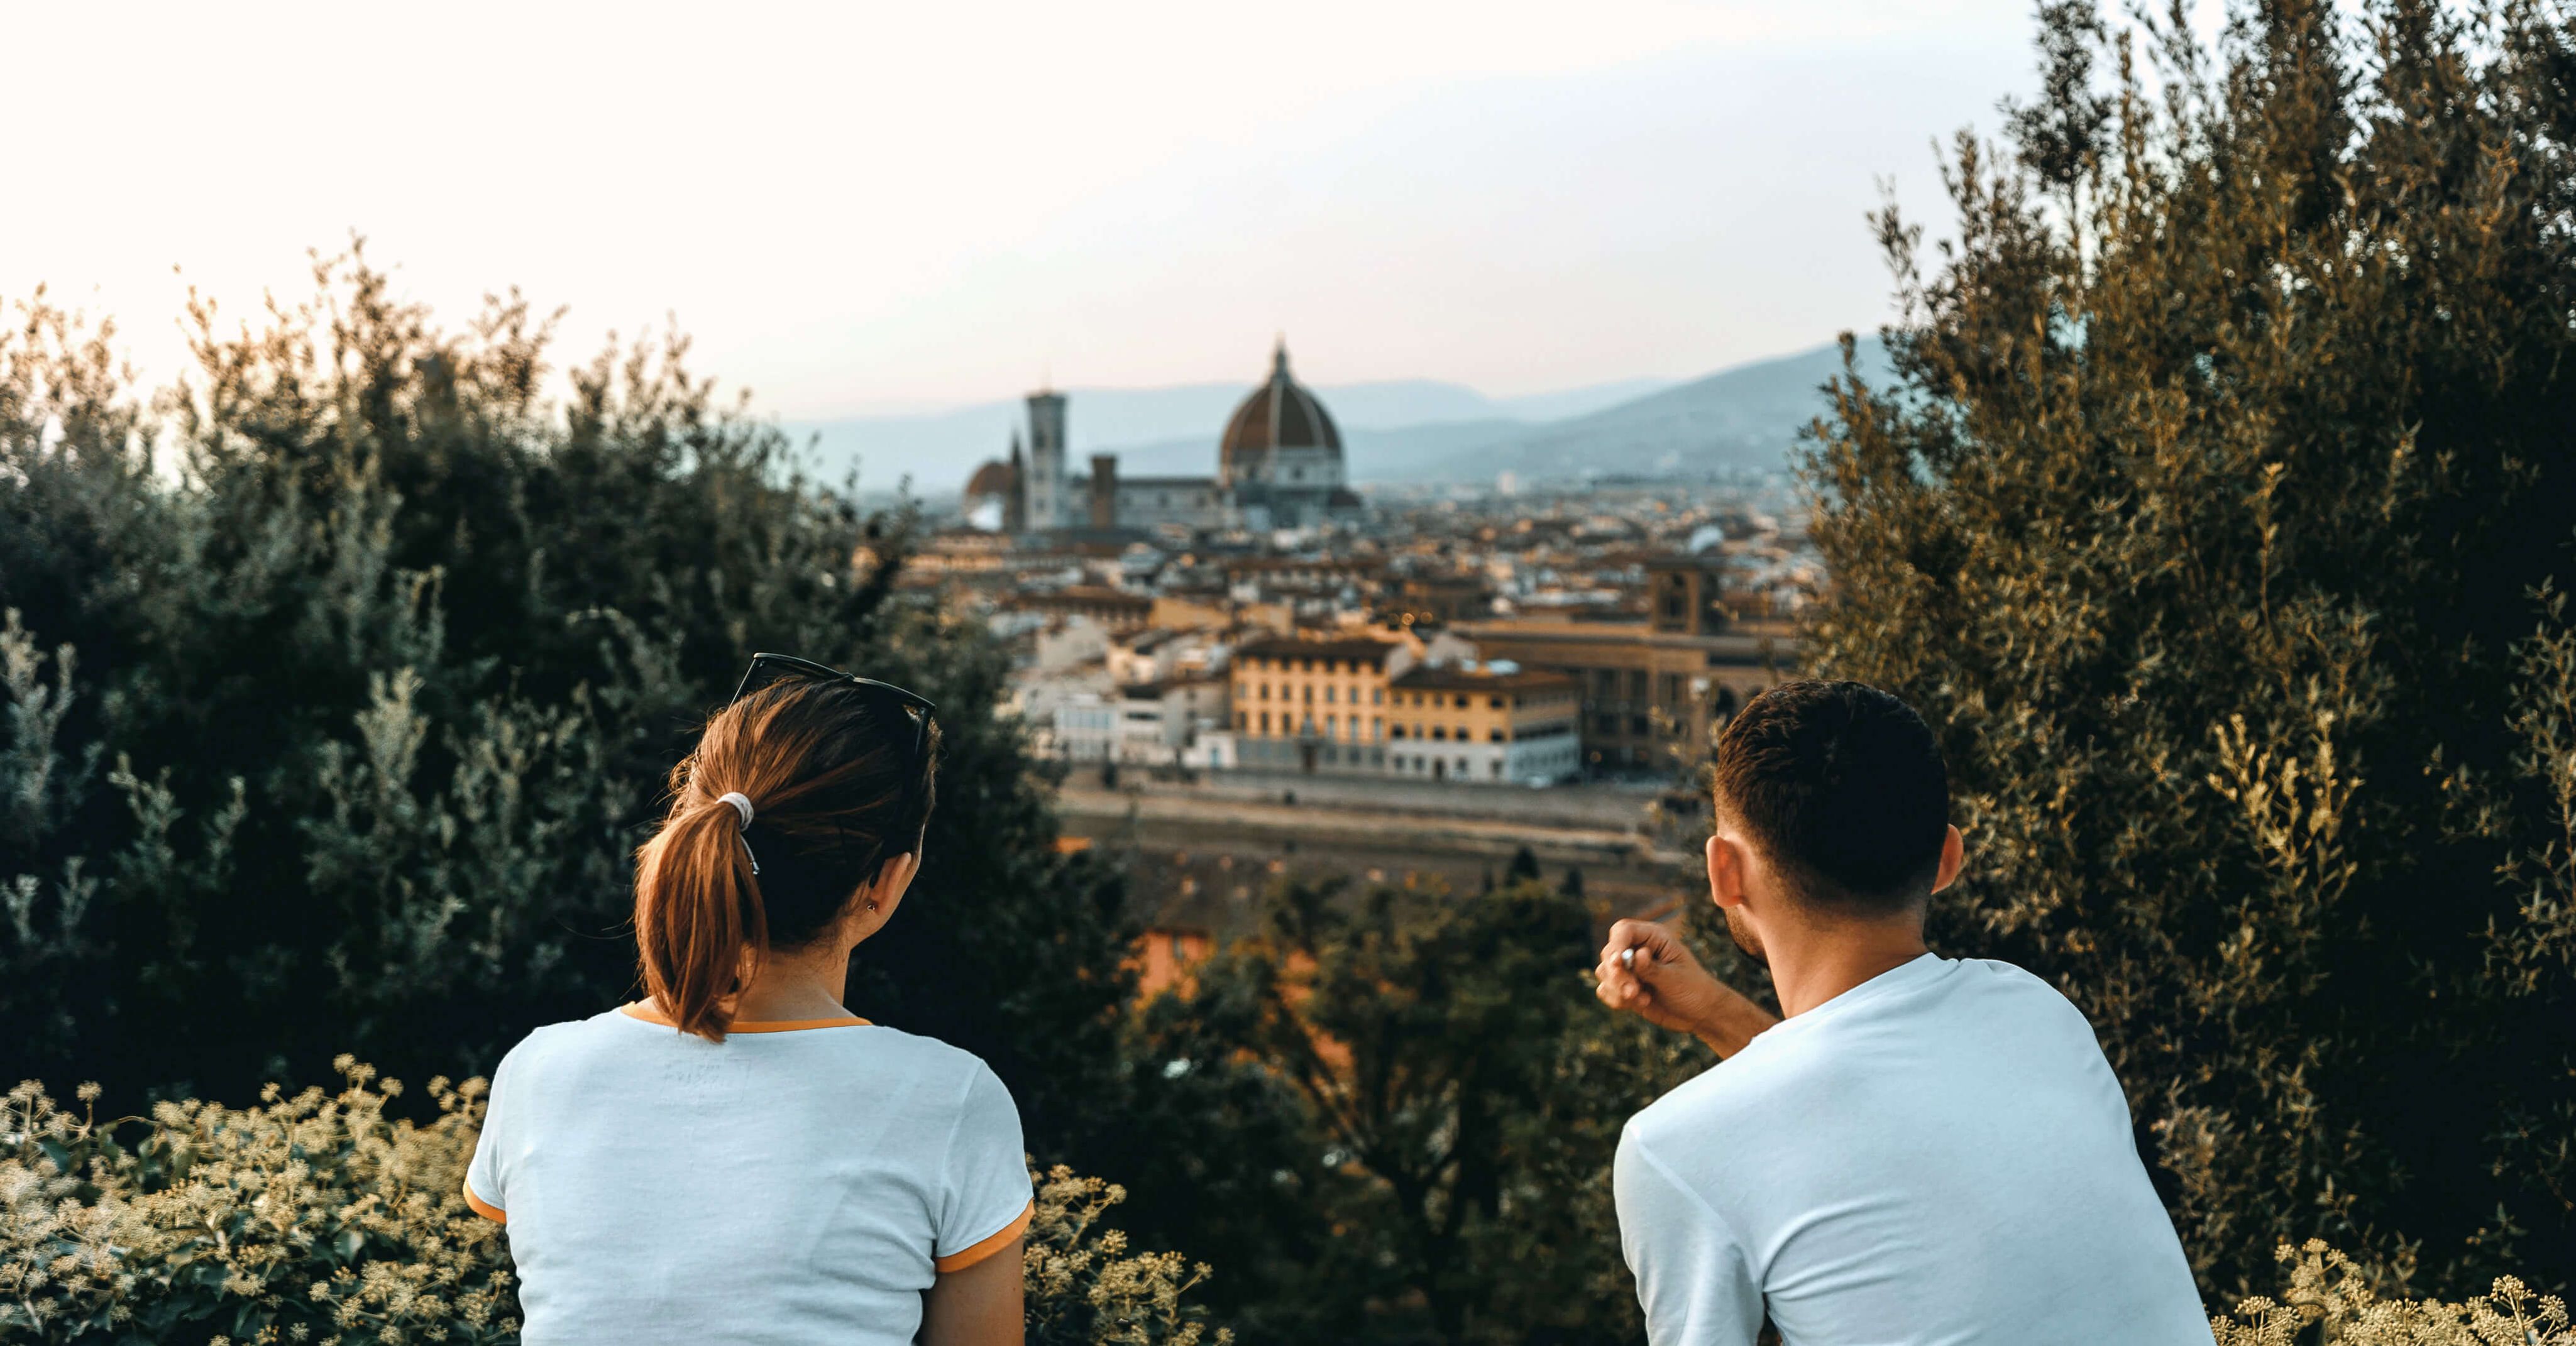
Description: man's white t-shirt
xmin=1614 ymin=953 xmax=2208 ymax=1345
xmin=465 ymin=1004 xmax=1033 ymax=1346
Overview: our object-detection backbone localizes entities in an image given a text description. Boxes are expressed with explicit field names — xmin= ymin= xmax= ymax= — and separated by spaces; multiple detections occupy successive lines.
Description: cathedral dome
xmin=963 ymin=458 xmax=1016 ymax=501
xmin=1219 ymin=340 xmax=1341 ymax=482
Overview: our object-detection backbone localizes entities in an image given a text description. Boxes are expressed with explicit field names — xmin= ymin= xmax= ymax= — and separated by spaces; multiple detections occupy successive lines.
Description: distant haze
xmin=789 ymin=336 xmax=1891 ymax=495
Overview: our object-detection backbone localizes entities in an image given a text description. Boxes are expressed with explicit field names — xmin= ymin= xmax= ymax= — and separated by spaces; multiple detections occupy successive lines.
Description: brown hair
xmin=1711 ymin=679 xmax=1947 ymax=912
xmin=632 ymin=679 xmax=940 ymax=1041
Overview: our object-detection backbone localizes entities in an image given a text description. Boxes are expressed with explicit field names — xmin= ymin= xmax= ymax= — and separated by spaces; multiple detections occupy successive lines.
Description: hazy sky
xmin=8 ymin=1 xmax=2062 ymax=419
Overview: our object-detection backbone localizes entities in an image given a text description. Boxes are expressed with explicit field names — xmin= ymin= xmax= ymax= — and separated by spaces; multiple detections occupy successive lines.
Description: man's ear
xmin=1705 ymin=833 xmax=1750 ymax=911
xmin=1930 ymin=824 xmax=1966 ymax=894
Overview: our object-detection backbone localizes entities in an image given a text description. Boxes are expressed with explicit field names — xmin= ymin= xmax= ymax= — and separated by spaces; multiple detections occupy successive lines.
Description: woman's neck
xmin=722 ymin=943 xmax=857 ymax=1023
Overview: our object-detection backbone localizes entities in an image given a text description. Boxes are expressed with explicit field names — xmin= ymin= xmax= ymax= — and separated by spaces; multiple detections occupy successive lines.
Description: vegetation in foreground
xmin=0 ymin=248 xmax=1135 ymax=1157
xmin=3 ymin=1067 xmax=2564 ymax=1345
xmin=1805 ymin=0 xmax=2576 ymax=1296
xmin=0 ymin=1065 xmax=1226 ymax=1345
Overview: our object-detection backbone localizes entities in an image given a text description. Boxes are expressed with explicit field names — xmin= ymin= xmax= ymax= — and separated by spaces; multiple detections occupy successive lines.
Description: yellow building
xmin=1230 ymin=634 xmax=1419 ymax=774
xmin=1229 ymin=634 xmax=1580 ymax=784
xmin=1384 ymin=664 xmax=1582 ymax=783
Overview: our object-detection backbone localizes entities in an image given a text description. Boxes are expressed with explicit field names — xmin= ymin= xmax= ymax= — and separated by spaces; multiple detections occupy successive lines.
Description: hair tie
xmin=715 ymin=792 xmax=760 ymax=875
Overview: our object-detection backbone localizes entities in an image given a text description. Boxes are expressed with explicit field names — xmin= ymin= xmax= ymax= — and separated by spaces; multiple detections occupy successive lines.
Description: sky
xmin=7 ymin=1 xmax=2066 ymax=419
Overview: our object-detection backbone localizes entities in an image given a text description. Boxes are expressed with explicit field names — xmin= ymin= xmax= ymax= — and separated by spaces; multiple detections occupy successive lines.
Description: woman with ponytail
xmin=463 ymin=655 xmax=1029 ymax=1346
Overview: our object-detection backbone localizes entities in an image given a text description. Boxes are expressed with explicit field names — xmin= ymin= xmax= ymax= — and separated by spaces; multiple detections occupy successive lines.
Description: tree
xmin=1121 ymin=878 xmax=1707 ymax=1345
xmin=1804 ymin=0 xmax=2576 ymax=1294
xmin=0 ymin=249 xmax=1138 ymax=1156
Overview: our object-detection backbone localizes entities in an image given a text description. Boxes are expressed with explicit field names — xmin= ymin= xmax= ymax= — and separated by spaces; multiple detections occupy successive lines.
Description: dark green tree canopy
xmin=0 ymin=251 xmax=1137 ymax=1153
xmin=1806 ymin=0 xmax=2576 ymax=1294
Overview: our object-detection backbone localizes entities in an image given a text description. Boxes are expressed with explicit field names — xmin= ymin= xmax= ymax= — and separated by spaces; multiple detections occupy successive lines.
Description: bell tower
xmin=1023 ymin=388 xmax=1068 ymax=530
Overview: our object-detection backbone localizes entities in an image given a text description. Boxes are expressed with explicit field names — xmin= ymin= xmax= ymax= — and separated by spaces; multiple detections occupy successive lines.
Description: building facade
xmin=1382 ymin=664 xmax=1582 ymax=784
xmin=1228 ymin=634 xmax=1419 ymax=773
xmin=966 ymin=341 xmax=1361 ymax=535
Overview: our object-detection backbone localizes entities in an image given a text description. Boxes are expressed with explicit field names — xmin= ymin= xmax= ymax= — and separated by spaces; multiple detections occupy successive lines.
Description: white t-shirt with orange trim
xmin=465 ymin=1004 xmax=1033 ymax=1345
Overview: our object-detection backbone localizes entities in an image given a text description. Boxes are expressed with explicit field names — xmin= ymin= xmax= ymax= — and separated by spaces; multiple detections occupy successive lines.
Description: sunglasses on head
xmin=730 ymin=653 xmax=937 ymax=776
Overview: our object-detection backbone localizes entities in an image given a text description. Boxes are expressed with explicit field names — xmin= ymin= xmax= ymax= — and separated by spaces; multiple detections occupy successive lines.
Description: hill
xmin=781 ymin=376 xmax=1665 ymax=494
xmin=1389 ymin=337 xmax=1892 ymax=483
xmin=780 ymin=338 xmax=1886 ymax=496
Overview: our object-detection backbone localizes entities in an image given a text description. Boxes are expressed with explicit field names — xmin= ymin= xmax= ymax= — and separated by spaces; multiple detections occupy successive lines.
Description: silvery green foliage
xmin=1803 ymin=0 xmax=2576 ymax=1298
xmin=0 ymin=249 xmax=1139 ymax=1156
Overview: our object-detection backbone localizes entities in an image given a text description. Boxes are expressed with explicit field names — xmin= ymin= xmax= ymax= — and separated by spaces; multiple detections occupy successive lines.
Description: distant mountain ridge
xmin=781 ymin=337 xmax=1887 ymax=495
xmin=1401 ymin=336 xmax=1893 ymax=483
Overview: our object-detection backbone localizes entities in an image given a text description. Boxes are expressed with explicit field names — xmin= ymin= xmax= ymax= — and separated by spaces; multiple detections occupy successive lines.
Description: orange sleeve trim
xmin=933 ymin=1200 xmax=1034 ymax=1272
xmin=619 ymin=1002 xmax=872 ymax=1032
xmin=463 ymin=1181 xmax=507 ymax=1223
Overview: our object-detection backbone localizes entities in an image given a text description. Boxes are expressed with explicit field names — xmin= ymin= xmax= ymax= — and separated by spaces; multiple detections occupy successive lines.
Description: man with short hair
xmin=1596 ymin=680 xmax=2207 ymax=1344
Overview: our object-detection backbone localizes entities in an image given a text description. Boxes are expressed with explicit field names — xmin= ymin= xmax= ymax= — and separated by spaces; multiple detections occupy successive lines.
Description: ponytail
xmin=631 ymin=677 xmax=939 ymax=1042
xmin=635 ymin=797 xmax=770 ymax=1040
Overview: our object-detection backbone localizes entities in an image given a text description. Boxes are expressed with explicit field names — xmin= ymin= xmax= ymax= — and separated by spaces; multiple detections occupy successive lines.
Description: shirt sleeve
xmin=932 ymin=1062 xmax=1033 ymax=1272
xmin=463 ymin=1049 xmax=516 ymax=1223
xmin=1615 ymin=1127 xmax=1763 ymax=1346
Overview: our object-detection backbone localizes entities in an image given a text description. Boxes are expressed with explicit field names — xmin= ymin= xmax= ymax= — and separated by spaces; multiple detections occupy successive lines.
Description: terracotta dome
xmin=962 ymin=458 xmax=1016 ymax=501
xmin=1219 ymin=340 xmax=1341 ymax=482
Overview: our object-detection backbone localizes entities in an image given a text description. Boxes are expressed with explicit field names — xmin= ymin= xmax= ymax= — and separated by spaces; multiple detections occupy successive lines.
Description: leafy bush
xmin=0 ymin=250 xmax=1137 ymax=1155
xmin=1111 ymin=877 xmax=1711 ymax=1345
xmin=1803 ymin=0 xmax=2576 ymax=1294
xmin=0 ymin=1065 xmax=1225 ymax=1345
xmin=2211 ymin=1242 xmax=2572 ymax=1345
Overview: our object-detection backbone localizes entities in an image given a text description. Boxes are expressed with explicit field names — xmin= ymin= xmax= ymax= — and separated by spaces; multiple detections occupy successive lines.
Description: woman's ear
xmin=844 ymin=851 xmax=921 ymax=948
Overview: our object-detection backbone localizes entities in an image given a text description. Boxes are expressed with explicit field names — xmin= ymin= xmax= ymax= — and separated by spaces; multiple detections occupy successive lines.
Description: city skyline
xmin=13 ymin=1 xmax=2071 ymax=419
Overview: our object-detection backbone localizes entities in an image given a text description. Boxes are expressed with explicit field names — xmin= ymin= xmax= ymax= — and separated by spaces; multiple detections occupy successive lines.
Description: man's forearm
xmin=1692 ymin=987 xmax=1780 ymax=1058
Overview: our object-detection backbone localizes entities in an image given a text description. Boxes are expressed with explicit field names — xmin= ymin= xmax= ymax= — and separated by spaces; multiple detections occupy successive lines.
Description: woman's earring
xmin=867 ymin=900 xmax=880 ymax=912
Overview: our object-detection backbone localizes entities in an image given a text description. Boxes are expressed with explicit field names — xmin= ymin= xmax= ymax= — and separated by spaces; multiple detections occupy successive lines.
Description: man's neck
xmin=1766 ymin=919 xmax=1930 ymax=1019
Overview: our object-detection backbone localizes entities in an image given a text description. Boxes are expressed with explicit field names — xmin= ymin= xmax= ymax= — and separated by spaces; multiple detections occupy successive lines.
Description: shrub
xmin=1113 ymin=877 xmax=1712 ymax=1345
xmin=2211 ymin=1241 xmax=2572 ymax=1345
xmin=0 ymin=1065 xmax=1224 ymax=1345
xmin=0 ymin=249 xmax=1139 ymax=1159
xmin=1803 ymin=0 xmax=2576 ymax=1294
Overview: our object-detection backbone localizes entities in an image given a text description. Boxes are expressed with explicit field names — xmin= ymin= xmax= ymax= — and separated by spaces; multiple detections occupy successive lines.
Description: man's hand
xmin=1595 ymin=919 xmax=1779 ymax=1058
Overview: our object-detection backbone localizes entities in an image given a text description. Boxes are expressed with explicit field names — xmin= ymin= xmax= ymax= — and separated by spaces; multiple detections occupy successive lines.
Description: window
xmin=1236 ymin=711 xmax=1247 ymax=730
xmin=1325 ymin=686 xmax=1336 ymax=703
xmin=1304 ymin=686 xmax=1314 ymax=704
xmin=1489 ymin=728 xmax=1505 ymax=743
xmin=1432 ymin=726 xmax=1448 ymax=741
xmin=1260 ymin=683 xmax=1270 ymax=700
xmin=1391 ymin=723 xmax=1407 ymax=739
xmin=1372 ymin=716 xmax=1383 ymax=740
xmin=1489 ymin=696 xmax=1505 ymax=709
xmin=1595 ymin=713 xmax=1618 ymax=735
xmin=1326 ymin=714 xmax=1337 ymax=736
xmin=1630 ymin=715 xmax=1649 ymax=735
xmin=1372 ymin=688 xmax=1384 ymax=704
xmin=1260 ymin=711 xmax=1272 ymax=733
xmin=1455 ymin=694 xmax=1471 ymax=709
xmin=1629 ymin=670 xmax=1649 ymax=698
